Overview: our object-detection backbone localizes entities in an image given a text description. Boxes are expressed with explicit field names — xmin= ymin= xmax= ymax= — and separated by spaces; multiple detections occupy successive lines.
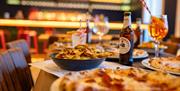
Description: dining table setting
xmin=31 ymin=1 xmax=180 ymax=90
xmin=0 ymin=0 xmax=180 ymax=91
xmin=31 ymin=41 xmax=180 ymax=91
xmin=31 ymin=31 xmax=180 ymax=91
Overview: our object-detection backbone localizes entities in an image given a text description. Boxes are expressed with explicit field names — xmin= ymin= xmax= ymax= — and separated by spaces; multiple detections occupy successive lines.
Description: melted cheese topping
xmin=58 ymin=68 xmax=180 ymax=91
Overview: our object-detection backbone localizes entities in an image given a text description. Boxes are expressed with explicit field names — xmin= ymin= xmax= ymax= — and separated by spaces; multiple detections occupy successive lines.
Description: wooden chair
xmin=6 ymin=39 xmax=31 ymax=63
xmin=0 ymin=61 xmax=8 ymax=91
xmin=162 ymin=37 xmax=180 ymax=55
xmin=0 ymin=51 xmax=22 ymax=91
xmin=170 ymin=36 xmax=180 ymax=43
xmin=17 ymin=27 xmax=39 ymax=53
xmin=0 ymin=64 xmax=4 ymax=91
xmin=7 ymin=48 xmax=34 ymax=91
xmin=47 ymin=35 xmax=59 ymax=46
xmin=43 ymin=35 xmax=59 ymax=53
xmin=42 ymin=27 xmax=55 ymax=52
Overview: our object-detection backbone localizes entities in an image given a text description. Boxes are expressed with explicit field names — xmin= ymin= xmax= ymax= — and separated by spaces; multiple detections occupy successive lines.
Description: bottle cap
xmin=136 ymin=18 xmax=141 ymax=21
xmin=124 ymin=12 xmax=131 ymax=16
xmin=161 ymin=15 xmax=167 ymax=19
xmin=136 ymin=18 xmax=141 ymax=24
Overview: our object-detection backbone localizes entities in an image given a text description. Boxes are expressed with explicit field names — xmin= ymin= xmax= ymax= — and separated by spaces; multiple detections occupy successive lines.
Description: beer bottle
xmin=134 ymin=18 xmax=143 ymax=48
xmin=119 ymin=12 xmax=134 ymax=66
xmin=86 ymin=19 xmax=92 ymax=43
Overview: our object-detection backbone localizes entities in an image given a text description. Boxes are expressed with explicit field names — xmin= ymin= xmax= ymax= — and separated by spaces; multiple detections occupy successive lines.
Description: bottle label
xmin=134 ymin=34 xmax=137 ymax=44
xmin=123 ymin=16 xmax=131 ymax=28
xmin=119 ymin=37 xmax=131 ymax=54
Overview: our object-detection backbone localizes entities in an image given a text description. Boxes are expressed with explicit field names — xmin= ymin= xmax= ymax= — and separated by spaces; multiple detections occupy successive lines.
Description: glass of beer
xmin=149 ymin=15 xmax=168 ymax=57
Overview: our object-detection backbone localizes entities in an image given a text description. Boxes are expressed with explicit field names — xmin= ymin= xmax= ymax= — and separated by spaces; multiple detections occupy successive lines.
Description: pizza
xmin=106 ymin=48 xmax=148 ymax=58
xmin=133 ymin=49 xmax=148 ymax=57
xmin=58 ymin=68 xmax=180 ymax=91
xmin=149 ymin=56 xmax=180 ymax=73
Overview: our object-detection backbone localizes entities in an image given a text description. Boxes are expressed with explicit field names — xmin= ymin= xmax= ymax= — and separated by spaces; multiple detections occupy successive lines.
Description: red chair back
xmin=0 ymin=30 xmax=6 ymax=50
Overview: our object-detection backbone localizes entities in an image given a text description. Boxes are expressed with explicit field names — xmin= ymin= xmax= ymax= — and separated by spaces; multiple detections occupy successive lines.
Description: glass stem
xmin=154 ymin=40 xmax=160 ymax=57
xmin=99 ymin=35 xmax=102 ymax=45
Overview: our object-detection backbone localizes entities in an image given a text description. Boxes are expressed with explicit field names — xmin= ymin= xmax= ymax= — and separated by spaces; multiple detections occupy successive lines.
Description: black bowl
xmin=50 ymin=53 xmax=105 ymax=71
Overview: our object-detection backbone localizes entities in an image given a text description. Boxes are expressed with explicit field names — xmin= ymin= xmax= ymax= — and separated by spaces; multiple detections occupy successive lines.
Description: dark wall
xmin=0 ymin=0 xmax=30 ymax=18
xmin=165 ymin=0 xmax=177 ymax=39
xmin=92 ymin=9 xmax=142 ymax=22
xmin=0 ymin=0 xmax=142 ymax=21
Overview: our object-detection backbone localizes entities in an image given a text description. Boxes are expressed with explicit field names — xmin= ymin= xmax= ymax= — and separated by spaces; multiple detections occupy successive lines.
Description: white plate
xmin=142 ymin=59 xmax=180 ymax=75
xmin=133 ymin=52 xmax=149 ymax=59
xmin=108 ymin=54 xmax=148 ymax=59
xmin=109 ymin=49 xmax=148 ymax=59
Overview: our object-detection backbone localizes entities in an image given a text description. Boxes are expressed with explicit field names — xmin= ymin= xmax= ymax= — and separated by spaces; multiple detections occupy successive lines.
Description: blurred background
xmin=0 ymin=0 xmax=179 ymax=53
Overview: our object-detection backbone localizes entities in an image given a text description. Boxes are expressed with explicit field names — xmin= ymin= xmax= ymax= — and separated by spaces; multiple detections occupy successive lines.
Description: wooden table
xmin=33 ymin=70 xmax=58 ymax=91
xmin=33 ymin=52 xmax=175 ymax=91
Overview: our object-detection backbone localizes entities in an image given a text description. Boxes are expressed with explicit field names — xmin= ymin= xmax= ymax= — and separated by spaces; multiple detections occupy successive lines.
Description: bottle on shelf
xmin=119 ymin=12 xmax=134 ymax=66
xmin=134 ymin=18 xmax=143 ymax=48
xmin=4 ymin=12 xmax=10 ymax=19
xmin=86 ymin=19 xmax=92 ymax=43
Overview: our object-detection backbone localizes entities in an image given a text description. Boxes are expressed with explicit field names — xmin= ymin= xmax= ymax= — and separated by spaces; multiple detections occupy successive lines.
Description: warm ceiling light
xmin=0 ymin=19 xmax=148 ymax=30
xmin=120 ymin=5 xmax=131 ymax=11
xmin=90 ymin=0 xmax=130 ymax=4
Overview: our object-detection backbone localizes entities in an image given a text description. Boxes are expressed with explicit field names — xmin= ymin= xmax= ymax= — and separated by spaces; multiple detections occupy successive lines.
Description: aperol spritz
xmin=149 ymin=15 xmax=168 ymax=57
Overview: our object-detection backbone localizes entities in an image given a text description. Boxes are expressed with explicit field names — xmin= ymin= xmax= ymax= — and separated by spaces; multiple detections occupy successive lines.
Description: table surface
xmin=33 ymin=52 xmax=175 ymax=91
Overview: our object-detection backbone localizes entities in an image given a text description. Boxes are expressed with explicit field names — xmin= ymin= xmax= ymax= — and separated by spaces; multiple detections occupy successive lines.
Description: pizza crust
xmin=149 ymin=57 xmax=180 ymax=73
xmin=58 ymin=68 xmax=180 ymax=91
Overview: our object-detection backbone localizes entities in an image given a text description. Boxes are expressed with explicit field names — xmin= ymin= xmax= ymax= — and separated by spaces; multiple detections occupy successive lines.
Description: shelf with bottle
xmin=17 ymin=0 xmax=133 ymax=11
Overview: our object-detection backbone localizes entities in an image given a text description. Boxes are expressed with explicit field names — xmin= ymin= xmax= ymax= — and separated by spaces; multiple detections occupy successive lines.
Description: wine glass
xmin=93 ymin=15 xmax=110 ymax=44
xmin=149 ymin=15 xmax=168 ymax=57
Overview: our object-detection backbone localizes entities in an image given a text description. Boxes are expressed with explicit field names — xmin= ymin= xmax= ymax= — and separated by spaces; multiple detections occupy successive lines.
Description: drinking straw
xmin=139 ymin=0 xmax=152 ymax=16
